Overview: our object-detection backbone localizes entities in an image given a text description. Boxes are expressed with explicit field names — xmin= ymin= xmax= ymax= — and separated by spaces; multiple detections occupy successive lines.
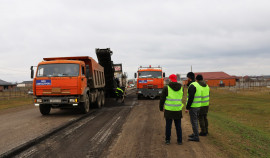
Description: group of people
xmin=159 ymin=72 xmax=210 ymax=145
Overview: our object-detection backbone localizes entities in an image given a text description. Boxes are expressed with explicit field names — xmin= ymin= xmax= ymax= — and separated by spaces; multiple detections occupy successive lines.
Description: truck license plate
xmin=50 ymin=99 xmax=61 ymax=103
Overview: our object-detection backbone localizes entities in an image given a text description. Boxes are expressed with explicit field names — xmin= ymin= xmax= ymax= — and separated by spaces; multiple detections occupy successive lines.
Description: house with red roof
xmin=183 ymin=71 xmax=236 ymax=87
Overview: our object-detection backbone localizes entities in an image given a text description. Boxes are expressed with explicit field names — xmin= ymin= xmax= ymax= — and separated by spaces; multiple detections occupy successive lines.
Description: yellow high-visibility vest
xmin=164 ymin=86 xmax=183 ymax=111
xmin=187 ymin=82 xmax=202 ymax=108
xmin=201 ymin=85 xmax=210 ymax=107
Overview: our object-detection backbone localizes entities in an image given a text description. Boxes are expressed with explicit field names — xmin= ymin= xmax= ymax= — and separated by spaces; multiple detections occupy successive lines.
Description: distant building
xmin=264 ymin=75 xmax=270 ymax=81
xmin=17 ymin=81 xmax=33 ymax=88
xmin=234 ymin=75 xmax=270 ymax=87
xmin=0 ymin=79 xmax=16 ymax=91
xmin=183 ymin=71 xmax=236 ymax=87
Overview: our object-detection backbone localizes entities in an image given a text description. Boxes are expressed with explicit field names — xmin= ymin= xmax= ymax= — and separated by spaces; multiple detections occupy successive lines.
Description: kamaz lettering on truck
xmin=135 ymin=65 xmax=165 ymax=99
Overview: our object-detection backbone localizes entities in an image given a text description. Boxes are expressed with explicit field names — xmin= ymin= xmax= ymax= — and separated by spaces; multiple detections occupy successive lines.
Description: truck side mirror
xmin=30 ymin=66 xmax=34 ymax=79
xmin=134 ymin=73 xmax=137 ymax=78
xmin=163 ymin=72 xmax=165 ymax=78
xmin=86 ymin=65 xmax=90 ymax=78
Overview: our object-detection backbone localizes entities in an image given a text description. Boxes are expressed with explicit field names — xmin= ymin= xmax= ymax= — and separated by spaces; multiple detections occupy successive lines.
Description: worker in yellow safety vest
xmin=196 ymin=74 xmax=210 ymax=136
xmin=185 ymin=72 xmax=201 ymax=142
xmin=160 ymin=74 xmax=183 ymax=145
xmin=115 ymin=87 xmax=124 ymax=101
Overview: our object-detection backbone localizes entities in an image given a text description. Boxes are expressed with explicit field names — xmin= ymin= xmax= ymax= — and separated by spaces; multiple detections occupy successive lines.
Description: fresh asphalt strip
xmin=0 ymin=110 xmax=98 ymax=158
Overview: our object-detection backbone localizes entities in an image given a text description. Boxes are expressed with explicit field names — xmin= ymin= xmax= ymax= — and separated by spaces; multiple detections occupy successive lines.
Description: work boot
xmin=177 ymin=141 xmax=183 ymax=145
xmin=188 ymin=137 xmax=200 ymax=142
xmin=165 ymin=140 xmax=170 ymax=145
xmin=199 ymin=132 xmax=207 ymax=136
xmin=188 ymin=134 xmax=194 ymax=138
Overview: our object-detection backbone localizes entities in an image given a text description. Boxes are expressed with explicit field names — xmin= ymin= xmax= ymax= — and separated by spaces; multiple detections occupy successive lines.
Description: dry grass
xmin=0 ymin=97 xmax=33 ymax=110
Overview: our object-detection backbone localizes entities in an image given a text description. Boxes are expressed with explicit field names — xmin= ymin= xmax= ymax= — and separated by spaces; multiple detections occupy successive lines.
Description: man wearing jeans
xmin=160 ymin=74 xmax=183 ymax=145
xmin=185 ymin=72 xmax=201 ymax=142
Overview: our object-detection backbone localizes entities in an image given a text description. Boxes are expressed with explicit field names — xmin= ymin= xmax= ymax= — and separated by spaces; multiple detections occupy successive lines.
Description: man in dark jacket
xmin=160 ymin=74 xmax=183 ymax=145
xmin=185 ymin=72 xmax=201 ymax=142
xmin=196 ymin=74 xmax=210 ymax=136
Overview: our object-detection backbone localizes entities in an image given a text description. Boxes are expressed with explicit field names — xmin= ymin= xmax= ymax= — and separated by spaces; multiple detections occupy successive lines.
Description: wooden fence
xmin=0 ymin=87 xmax=32 ymax=100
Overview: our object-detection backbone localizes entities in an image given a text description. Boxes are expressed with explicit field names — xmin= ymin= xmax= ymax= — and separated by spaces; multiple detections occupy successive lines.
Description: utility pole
xmin=191 ymin=65 xmax=192 ymax=72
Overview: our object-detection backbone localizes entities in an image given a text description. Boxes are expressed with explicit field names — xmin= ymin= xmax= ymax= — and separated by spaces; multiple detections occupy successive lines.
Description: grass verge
xmin=207 ymin=88 xmax=270 ymax=158
xmin=0 ymin=97 xmax=33 ymax=110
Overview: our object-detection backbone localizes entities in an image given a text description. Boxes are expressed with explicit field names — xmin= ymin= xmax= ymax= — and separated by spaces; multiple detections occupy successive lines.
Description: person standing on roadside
xmin=196 ymin=74 xmax=210 ymax=136
xmin=160 ymin=74 xmax=183 ymax=145
xmin=185 ymin=72 xmax=201 ymax=142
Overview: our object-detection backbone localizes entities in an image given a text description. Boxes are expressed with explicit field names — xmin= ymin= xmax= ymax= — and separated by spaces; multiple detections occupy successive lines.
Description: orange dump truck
xmin=31 ymin=56 xmax=106 ymax=115
xmin=135 ymin=66 xmax=165 ymax=99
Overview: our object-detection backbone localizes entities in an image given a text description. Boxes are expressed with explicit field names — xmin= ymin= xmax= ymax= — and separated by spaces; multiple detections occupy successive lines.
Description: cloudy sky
xmin=1 ymin=0 xmax=270 ymax=82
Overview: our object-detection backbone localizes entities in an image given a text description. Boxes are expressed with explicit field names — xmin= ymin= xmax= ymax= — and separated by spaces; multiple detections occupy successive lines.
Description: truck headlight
xmin=36 ymin=99 xmax=42 ymax=103
xmin=137 ymin=91 xmax=141 ymax=93
xmin=69 ymin=98 xmax=78 ymax=103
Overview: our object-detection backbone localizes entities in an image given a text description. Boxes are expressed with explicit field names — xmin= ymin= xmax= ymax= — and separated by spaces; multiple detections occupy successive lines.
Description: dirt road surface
xmin=104 ymin=99 xmax=225 ymax=158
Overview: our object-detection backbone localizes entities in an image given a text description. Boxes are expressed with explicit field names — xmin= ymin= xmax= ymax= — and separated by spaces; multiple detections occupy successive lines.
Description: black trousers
xmin=165 ymin=119 xmax=182 ymax=143
xmin=198 ymin=106 xmax=209 ymax=133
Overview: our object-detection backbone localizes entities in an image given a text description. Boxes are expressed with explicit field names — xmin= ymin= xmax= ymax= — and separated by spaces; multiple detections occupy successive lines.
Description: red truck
xmin=135 ymin=65 xmax=165 ymax=99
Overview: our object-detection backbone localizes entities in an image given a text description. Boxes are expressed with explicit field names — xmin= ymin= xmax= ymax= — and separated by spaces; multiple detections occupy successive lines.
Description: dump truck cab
xmin=34 ymin=60 xmax=86 ymax=97
xmin=135 ymin=66 xmax=165 ymax=99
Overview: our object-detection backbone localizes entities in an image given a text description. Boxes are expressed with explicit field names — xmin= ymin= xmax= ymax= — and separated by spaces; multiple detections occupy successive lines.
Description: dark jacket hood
xmin=187 ymin=80 xmax=195 ymax=87
xmin=168 ymin=82 xmax=182 ymax=91
xmin=198 ymin=80 xmax=207 ymax=87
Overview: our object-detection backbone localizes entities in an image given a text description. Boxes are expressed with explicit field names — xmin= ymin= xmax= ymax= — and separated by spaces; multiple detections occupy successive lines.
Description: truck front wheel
xmin=39 ymin=104 xmax=51 ymax=115
xmin=137 ymin=94 xmax=143 ymax=100
xmin=80 ymin=94 xmax=90 ymax=114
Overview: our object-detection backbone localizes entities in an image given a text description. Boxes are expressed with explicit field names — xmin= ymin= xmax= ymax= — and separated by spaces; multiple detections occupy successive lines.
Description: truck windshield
xmin=138 ymin=71 xmax=162 ymax=78
xmin=37 ymin=64 xmax=80 ymax=77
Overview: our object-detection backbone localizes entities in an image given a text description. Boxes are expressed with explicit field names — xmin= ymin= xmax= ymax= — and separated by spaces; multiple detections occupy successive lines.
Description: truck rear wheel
xmin=39 ymin=104 xmax=51 ymax=115
xmin=80 ymin=94 xmax=90 ymax=114
xmin=149 ymin=95 xmax=156 ymax=99
xmin=101 ymin=91 xmax=105 ymax=106
xmin=95 ymin=92 xmax=102 ymax=108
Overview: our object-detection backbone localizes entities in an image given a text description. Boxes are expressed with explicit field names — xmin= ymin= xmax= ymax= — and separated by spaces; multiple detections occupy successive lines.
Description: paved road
xmin=0 ymin=105 xmax=82 ymax=154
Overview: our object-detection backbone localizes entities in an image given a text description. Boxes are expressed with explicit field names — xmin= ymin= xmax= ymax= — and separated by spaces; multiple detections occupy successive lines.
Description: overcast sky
xmin=1 ymin=0 xmax=270 ymax=82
